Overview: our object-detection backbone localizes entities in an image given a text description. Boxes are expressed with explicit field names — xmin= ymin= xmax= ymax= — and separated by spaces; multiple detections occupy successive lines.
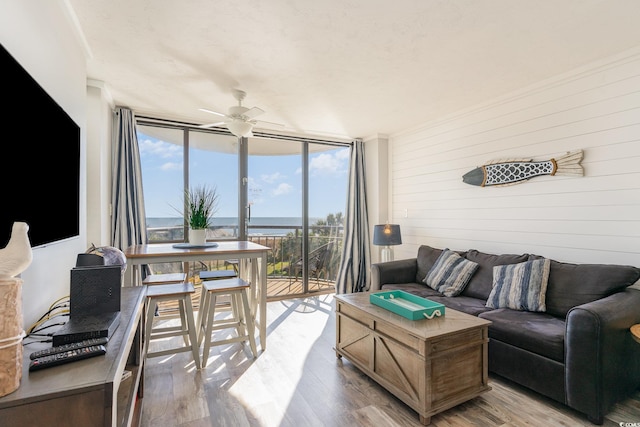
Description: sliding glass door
xmin=137 ymin=125 xmax=240 ymax=243
xmin=188 ymin=129 xmax=240 ymax=240
xmin=137 ymin=125 xmax=186 ymax=242
xmin=306 ymin=142 xmax=348 ymax=293
xmin=247 ymin=136 xmax=348 ymax=295
xmin=137 ymin=125 xmax=240 ymax=276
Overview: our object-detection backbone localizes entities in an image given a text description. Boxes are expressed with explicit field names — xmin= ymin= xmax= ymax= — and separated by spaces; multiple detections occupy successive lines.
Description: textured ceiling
xmin=66 ymin=0 xmax=640 ymax=140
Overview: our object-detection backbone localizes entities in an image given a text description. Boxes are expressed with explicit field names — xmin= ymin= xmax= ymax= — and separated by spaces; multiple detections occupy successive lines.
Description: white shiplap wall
xmin=389 ymin=48 xmax=640 ymax=269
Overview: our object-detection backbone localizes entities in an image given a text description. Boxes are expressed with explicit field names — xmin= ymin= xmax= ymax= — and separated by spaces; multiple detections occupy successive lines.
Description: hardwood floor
xmin=140 ymin=293 xmax=640 ymax=426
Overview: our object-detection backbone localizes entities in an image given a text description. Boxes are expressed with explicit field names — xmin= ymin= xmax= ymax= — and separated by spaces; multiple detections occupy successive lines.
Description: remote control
xmin=29 ymin=337 xmax=109 ymax=360
xmin=29 ymin=345 xmax=107 ymax=372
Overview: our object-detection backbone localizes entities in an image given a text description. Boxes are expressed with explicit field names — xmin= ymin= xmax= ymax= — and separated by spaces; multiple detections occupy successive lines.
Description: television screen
xmin=0 ymin=43 xmax=80 ymax=248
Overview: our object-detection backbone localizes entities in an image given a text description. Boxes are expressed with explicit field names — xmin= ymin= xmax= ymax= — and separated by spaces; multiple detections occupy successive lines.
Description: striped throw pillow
xmin=486 ymin=258 xmax=551 ymax=312
xmin=424 ymin=249 xmax=479 ymax=296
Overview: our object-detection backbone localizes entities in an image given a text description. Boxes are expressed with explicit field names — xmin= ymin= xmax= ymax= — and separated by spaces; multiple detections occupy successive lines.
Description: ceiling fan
xmin=199 ymin=89 xmax=281 ymax=137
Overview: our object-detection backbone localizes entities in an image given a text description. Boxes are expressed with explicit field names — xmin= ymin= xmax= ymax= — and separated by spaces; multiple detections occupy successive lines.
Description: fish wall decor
xmin=462 ymin=149 xmax=583 ymax=187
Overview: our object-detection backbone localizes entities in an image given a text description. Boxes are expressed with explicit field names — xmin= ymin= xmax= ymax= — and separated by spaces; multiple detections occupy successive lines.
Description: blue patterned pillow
xmin=486 ymin=258 xmax=551 ymax=312
xmin=424 ymin=249 xmax=479 ymax=296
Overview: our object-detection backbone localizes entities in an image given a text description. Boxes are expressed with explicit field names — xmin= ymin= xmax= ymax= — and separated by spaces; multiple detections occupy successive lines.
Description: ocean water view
xmin=145 ymin=216 xmax=344 ymax=281
xmin=147 ymin=216 xmax=322 ymax=236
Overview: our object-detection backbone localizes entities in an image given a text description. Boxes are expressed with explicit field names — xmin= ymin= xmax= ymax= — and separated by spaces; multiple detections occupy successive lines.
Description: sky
xmin=137 ymin=131 xmax=350 ymax=221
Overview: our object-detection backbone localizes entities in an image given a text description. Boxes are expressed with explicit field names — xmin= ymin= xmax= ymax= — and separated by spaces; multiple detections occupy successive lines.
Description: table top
xmin=124 ymin=241 xmax=270 ymax=259
xmin=335 ymin=292 xmax=491 ymax=339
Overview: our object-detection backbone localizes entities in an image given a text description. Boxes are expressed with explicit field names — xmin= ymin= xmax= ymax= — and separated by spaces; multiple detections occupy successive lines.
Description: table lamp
xmin=373 ymin=224 xmax=402 ymax=262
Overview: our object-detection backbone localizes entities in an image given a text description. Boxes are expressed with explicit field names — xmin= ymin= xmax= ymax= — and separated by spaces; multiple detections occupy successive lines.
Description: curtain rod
xmin=135 ymin=115 xmax=353 ymax=147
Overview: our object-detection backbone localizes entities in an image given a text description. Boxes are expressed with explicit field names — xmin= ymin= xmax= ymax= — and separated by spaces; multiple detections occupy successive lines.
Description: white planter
xmin=188 ymin=228 xmax=207 ymax=246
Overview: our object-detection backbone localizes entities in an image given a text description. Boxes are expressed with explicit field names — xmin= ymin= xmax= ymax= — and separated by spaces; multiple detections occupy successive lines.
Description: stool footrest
xmin=208 ymin=319 xmax=241 ymax=331
xmin=206 ymin=336 xmax=251 ymax=347
xmin=150 ymin=328 xmax=191 ymax=339
xmin=147 ymin=347 xmax=194 ymax=358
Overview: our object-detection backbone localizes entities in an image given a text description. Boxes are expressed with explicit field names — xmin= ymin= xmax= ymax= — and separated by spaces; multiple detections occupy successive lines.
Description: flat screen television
xmin=0 ymin=43 xmax=80 ymax=248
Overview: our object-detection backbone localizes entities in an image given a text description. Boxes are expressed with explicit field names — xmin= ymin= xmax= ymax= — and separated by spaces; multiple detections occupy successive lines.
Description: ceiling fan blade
xmin=255 ymin=119 xmax=285 ymax=127
xmin=199 ymin=121 xmax=226 ymax=128
xmin=199 ymin=108 xmax=226 ymax=117
xmin=244 ymin=107 xmax=265 ymax=119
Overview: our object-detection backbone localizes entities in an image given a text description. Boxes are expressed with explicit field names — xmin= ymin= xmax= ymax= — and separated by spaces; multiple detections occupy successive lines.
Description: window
xmin=137 ymin=119 xmax=350 ymax=295
xmin=137 ymin=125 xmax=239 ymax=242
xmin=137 ymin=125 xmax=186 ymax=242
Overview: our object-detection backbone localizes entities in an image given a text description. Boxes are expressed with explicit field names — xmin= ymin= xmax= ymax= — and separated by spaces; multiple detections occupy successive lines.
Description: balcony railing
xmin=145 ymin=223 xmax=342 ymax=299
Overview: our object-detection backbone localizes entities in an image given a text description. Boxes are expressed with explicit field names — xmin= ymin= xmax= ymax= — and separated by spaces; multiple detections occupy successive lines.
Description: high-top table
xmin=123 ymin=241 xmax=270 ymax=350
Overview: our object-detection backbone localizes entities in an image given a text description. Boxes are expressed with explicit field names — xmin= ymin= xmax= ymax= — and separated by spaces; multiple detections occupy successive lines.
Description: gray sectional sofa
xmin=370 ymin=245 xmax=640 ymax=424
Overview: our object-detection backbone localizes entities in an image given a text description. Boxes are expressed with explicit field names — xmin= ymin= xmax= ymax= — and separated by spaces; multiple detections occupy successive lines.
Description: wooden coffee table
xmin=335 ymin=292 xmax=491 ymax=425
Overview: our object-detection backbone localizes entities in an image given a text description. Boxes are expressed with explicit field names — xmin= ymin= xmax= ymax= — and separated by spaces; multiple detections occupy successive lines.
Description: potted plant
xmin=184 ymin=185 xmax=219 ymax=245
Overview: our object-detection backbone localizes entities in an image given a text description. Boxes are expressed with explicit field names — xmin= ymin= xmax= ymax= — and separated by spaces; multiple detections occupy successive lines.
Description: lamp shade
xmin=227 ymin=120 xmax=254 ymax=137
xmin=373 ymin=224 xmax=402 ymax=246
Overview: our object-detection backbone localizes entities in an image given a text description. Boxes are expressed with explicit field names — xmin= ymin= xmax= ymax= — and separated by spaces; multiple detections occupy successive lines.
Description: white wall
xmin=388 ymin=48 xmax=640 ymax=275
xmin=86 ymin=81 xmax=114 ymax=247
xmin=0 ymin=2 xmax=88 ymax=327
xmin=363 ymin=134 xmax=390 ymax=263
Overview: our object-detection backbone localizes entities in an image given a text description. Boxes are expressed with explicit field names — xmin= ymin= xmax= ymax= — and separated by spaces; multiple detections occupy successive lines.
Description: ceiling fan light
xmin=227 ymin=120 xmax=254 ymax=137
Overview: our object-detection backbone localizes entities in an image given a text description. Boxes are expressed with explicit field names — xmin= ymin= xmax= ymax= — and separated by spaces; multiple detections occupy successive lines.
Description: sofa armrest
xmin=565 ymin=288 xmax=640 ymax=424
xmin=370 ymin=258 xmax=418 ymax=292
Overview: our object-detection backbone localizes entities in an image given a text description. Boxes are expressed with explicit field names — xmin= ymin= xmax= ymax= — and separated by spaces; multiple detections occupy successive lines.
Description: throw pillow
xmin=424 ymin=249 xmax=479 ymax=297
xmin=486 ymin=258 xmax=551 ymax=312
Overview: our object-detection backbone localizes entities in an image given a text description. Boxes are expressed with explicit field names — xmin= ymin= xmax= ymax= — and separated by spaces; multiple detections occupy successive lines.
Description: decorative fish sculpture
xmin=462 ymin=149 xmax=584 ymax=187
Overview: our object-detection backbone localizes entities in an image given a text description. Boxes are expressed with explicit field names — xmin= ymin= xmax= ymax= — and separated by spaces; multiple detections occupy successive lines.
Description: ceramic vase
xmin=189 ymin=228 xmax=207 ymax=246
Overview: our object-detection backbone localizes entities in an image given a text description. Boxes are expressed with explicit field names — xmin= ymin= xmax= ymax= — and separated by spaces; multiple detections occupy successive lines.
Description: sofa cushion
xmin=529 ymin=257 xmax=640 ymax=317
xmin=426 ymin=295 xmax=494 ymax=316
xmin=415 ymin=245 xmax=445 ymax=284
xmin=462 ymin=250 xmax=530 ymax=300
xmin=478 ymin=308 xmax=565 ymax=362
xmin=380 ymin=283 xmax=442 ymax=299
xmin=415 ymin=245 xmax=467 ymax=285
xmin=424 ymin=249 xmax=479 ymax=296
xmin=486 ymin=258 xmax=551 ymax=312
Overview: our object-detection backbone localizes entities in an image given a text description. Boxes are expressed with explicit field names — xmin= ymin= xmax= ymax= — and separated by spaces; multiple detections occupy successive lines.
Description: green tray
xmin=370 ymin=290 xmax=445 ymax=320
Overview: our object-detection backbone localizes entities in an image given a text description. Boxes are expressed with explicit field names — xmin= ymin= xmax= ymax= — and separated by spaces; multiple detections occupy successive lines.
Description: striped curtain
xmin=336 ymin=139 xmax=371 ymax=294
xmin=111 ymin=107 xmax=148 ymax=251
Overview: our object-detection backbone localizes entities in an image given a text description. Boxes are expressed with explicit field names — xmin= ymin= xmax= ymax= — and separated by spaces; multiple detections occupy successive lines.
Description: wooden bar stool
xmin=197 ymin=269 xmax=237 ymax=311
xmin=224 ymin=259 xmax=239 ymax=274
xmin=197 ymin=278 xmax=257 ymax=367
xmin=145 ymin=282 xmax=201 ymax=369
xmin=198 ymin=270 xmax=237 ymax=281
xmin=143 ymin=272 xmax=188 ymax=317
xmin=142 ymin=272 xmax=187 ymax=286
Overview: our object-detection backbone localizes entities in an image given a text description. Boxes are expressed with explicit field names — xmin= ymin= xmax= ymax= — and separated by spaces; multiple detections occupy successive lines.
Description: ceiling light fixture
xmin=226 ymin=119 xmax=254 ymax=138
